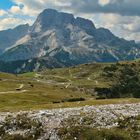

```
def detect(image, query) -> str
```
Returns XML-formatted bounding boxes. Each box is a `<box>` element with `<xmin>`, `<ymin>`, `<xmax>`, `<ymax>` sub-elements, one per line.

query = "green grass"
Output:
<box><xmin>0</xmin><ymin>72</ymin><xmax>92</xmax><ymax>111</ymax></box>
<box><xmin>38</xmin><ymin>63</ymin><xmax>111</xmax><ymax>89</ymax></box>
<box><xmin>0</xmin><ymin>71</ymin><xmax>139</xmax><ymax>112</ymax></box>
<box><xmin>0</xmin><ymin>97</ymin><xmax>139</xmax><ymax>112</ymax></box>
<box><xmin>19</xmin><ymin>72</ymin><xmax>36</xmax><ymax>77</ymax></box>
<box><xmin>0</xmin><ymin>60</ymin><xmax>140</xmax><ymax>112</ymax></box>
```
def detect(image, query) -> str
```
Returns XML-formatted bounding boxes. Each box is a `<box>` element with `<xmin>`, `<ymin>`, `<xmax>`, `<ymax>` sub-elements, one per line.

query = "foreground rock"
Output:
<box><xmin>0</xmin><ymin>103</ymin><xmax>140</xmax><ymax>139</ymax></box>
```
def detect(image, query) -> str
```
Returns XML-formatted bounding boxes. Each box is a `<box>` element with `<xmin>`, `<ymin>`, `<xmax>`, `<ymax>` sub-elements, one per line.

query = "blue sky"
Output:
<box><xmin>0</xmin><ymin>0</ymin><xmax>14</xmax><ymax>9</ymax></box>
<box><xmin>0</xmin><ymin>0</ymin><xmax>140</xmax><ymax>42</ymax></box>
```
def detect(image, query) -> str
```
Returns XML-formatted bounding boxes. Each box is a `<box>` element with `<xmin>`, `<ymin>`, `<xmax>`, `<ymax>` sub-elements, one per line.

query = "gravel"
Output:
<box><xmin>0</xmin><ymin>103</ymin><xmax>140</xmax><ymax>140</ymax></box>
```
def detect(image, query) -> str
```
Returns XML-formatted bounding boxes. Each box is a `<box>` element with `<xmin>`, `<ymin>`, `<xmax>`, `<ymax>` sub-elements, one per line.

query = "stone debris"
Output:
<box><xmin>0</xmin><ymin>103</ymin><xmax>140</xmax><ymax>140</ymax></box>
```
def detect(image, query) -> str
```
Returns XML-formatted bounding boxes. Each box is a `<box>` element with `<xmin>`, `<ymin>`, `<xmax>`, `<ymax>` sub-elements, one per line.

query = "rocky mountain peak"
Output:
<box><xmin>0</xmin><ymin>9</ymin><xmax>140</xmax><ymax>72</ymax></box>
<box><xmin>31</xmin><ymin>9</ymin><xmax>75</xmax><ymax>33</ymax></box>
<box><xmin>75</xmin><ymin>17</ymin><xmax>95</xmax><ymax>30</ymax></box>
<box><xmin>30</xmin><ymin>9</ymin><xmax>96</xmax><ymax>33</ymax></box>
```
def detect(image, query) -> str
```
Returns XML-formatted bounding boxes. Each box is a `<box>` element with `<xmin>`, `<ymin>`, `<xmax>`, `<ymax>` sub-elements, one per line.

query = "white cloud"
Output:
<box><xmin>122</xmin><ymin>17</ymin><xmax>140</xmax><ymax>32</ymax></box>
<box><xmin>125</xmin><ymin>32</ymin><xmax>140</xmax><ymax>42</ymax></box>
<box><xmin>0</xmin><ymin>10</ymin><xmax>7</xmax><ymax>16</ymax></box>
<box><xmin>11</xmin><ymin>0</ymin><xmax>72</xmax><ymax>16</ymax></box>
<box><xmin>91</xmin><ymin>13</ymin><xmax>140</xmax><ymax>42</ymax></box>
<box><xmin>0</xmin><ymin>18</ymin><xmax>33</xmax><ymax>30</ymax></box>
<box><xmin>11</xmin><ymin>0</ymin><xmax>46</xmax><ymax>16</ymax></box>
<box><xmin>9</xmin><ymin>6</ymin><xmax>22</xmax><ymax>14</ymax></box>
<box><xmin>98</xmin><ymin>0</ymin><xmax>110</xmax><ymax>6</ymax></box>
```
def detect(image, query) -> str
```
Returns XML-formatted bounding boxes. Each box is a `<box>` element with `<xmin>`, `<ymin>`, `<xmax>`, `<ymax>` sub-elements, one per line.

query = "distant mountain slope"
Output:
<box><xmin>0</xmin><ymin>57</ymin><xmax>66</xmax><ymax>73</ymax></box>
<box><xmin>0</xmin><ymin>24</ymin><xmax>29</xmax><ymax>52</ymax></box>
<box><xmin>0</xmin><ymin>9</ymin><xmax>140</xmax><ymax>72</ymax></box>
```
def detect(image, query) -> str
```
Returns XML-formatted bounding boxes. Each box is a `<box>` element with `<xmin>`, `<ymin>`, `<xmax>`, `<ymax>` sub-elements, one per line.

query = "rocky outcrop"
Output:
<box><xmin>0</xmin><ymin>103</ymin><xmax>140</xmax><ymax>139</ymax></box>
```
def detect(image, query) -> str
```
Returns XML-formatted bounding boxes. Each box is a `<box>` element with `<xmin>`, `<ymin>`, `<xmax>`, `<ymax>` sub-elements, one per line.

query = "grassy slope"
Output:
<box><xmin>38</xmin><ymin>60</ymin><xmax>140</xmax><ymax>94</ymax></box>
<box><xmin>39</xmin><ymin>63</ymin><xmax>111</xmax><ymax>88</ymax></box>
<box><xmin>0</xmin><ymin>72</ymin><xmax>93</xmax><ymax>111</ymax></box>
<box><xmin>0</xmin><ymin>60</ymin><xmax>140</xmax><ymax>112</ymax></box>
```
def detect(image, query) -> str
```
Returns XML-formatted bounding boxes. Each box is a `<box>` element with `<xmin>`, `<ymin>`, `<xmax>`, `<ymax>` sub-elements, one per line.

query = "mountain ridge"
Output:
<box><xmin>0</xmin><ymin>24</ymin><xmax>29</xmax><ymax>52</ymax></box>
<box><xmin>0</xmin><ymin>9</ymin><xmax>140</xmax><ymax>73</ymax></box>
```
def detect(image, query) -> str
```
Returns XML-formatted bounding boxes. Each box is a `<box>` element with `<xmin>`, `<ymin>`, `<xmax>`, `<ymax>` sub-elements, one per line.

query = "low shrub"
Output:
<box><xmin>62</xmin><ymin>98</ymin><xmax>85</xmax><ymax>102</ymax></box>
<box><xmin>58</xmin><ymin>126</ymin><xmax>133</xmax><ymax>140</ymax></box>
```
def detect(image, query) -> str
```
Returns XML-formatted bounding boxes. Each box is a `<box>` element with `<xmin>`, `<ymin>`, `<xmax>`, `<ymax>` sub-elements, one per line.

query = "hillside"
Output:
<box><xmin>0</xmin><ymin>60</ymin><xmax>140</xmax><ymax>111</ymax></box>
<box><xmin>36</xmin><ymin>59</ymin><xmax>140</xmax><ymax>98</ymax></box>
<box><xmin>0</xmin><ymin>71</ymin><xmax>93</xmax><ymax>111</ymax></box>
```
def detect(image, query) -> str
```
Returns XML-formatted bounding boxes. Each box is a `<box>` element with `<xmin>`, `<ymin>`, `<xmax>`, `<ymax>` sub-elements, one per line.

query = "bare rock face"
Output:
<box><xmin>75</xmin><ymin>17</ymin><xmax>95</xmax><ymax>30</ymax></box>
<box><xmin>31</xmin><ymin>9</ymin><xmax>75</xmax><ymax>33</ymax></box>
<box><xmin>0</xmin><ymin>24</ymin><xmax>29</xmax><ymax>51</ymax></box>
<box><xmin>0</xmin><ymin>9</ymin><xmax>140</xmax><ymax>72</ymax></box>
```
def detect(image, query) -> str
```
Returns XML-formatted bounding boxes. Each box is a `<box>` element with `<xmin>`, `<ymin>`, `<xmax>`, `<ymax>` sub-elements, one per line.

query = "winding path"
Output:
<box><xmin>0</xmin><ymin>84</ymin><xmax>27</xmax><ymax>94</ymax></box>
